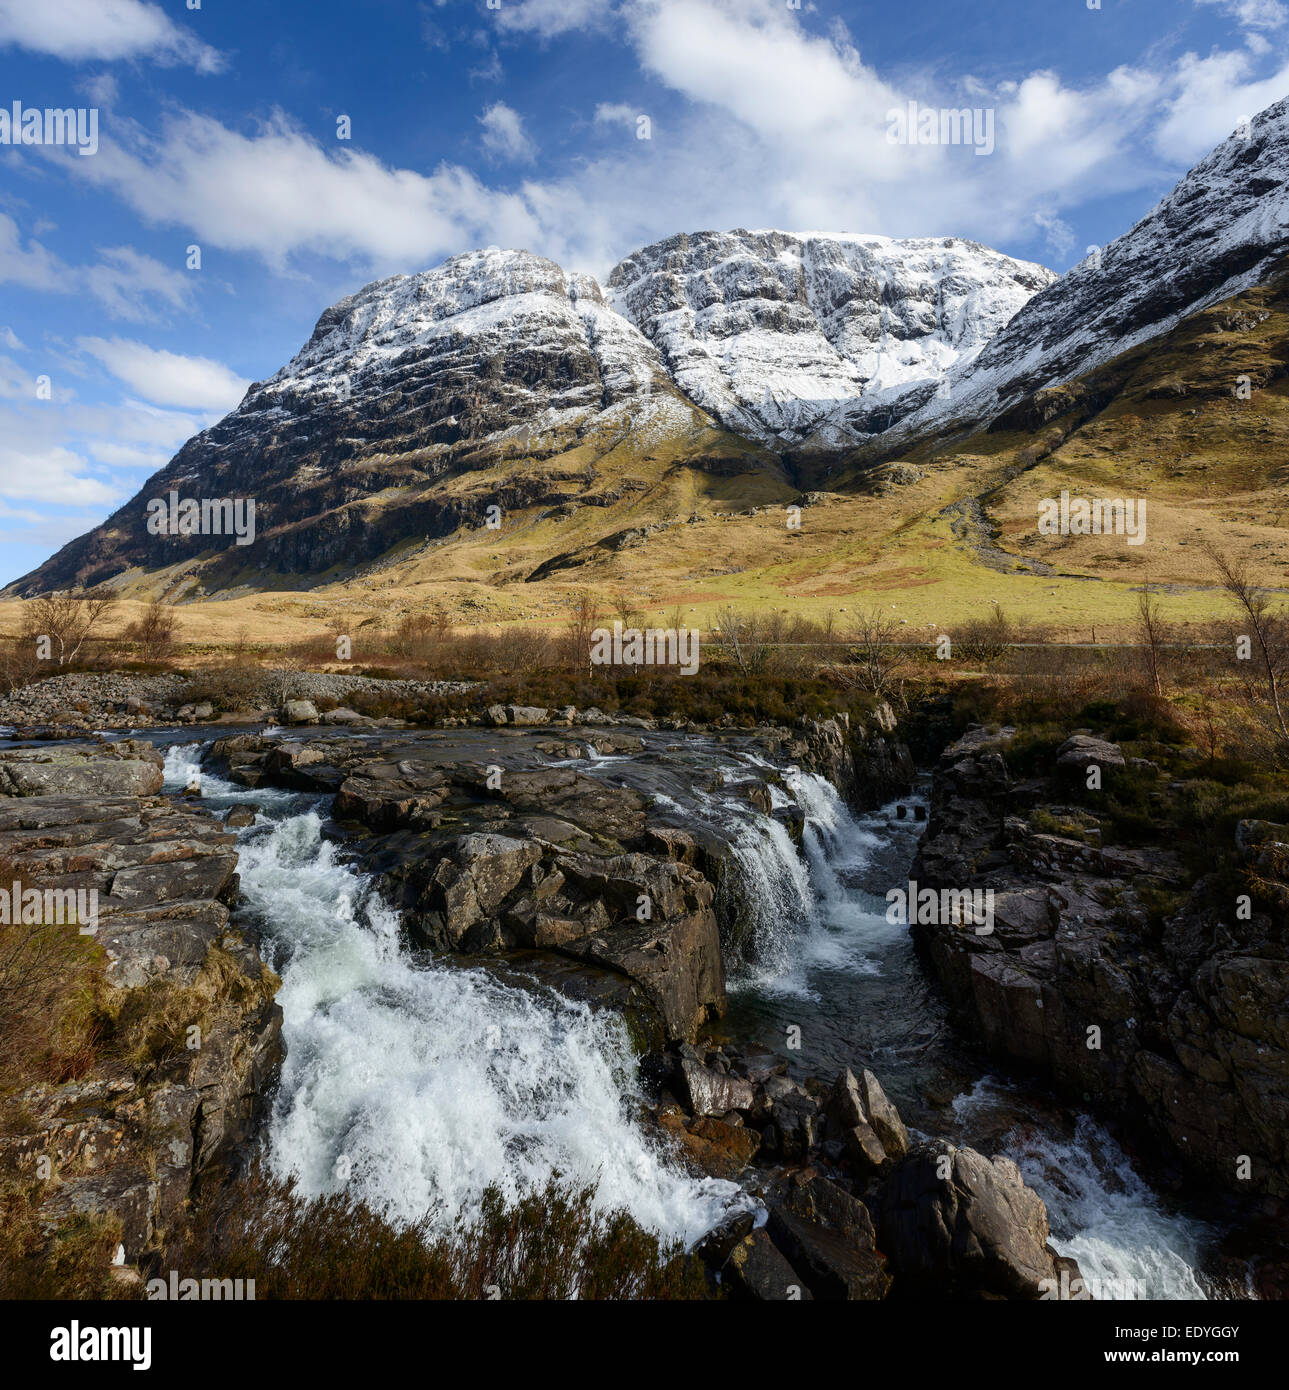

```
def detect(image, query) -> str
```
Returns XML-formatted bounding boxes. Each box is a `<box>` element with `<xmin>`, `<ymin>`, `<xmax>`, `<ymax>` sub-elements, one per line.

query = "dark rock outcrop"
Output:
<box><xmin>877</xmin><ymin>1140</ymin><xmax>1077</xmax><ymax>1299</ymax></box>
<box><xmin>911</xmin><ymin>724</ymin><xmax>1289</xmax><ymax>1198</ymax></box>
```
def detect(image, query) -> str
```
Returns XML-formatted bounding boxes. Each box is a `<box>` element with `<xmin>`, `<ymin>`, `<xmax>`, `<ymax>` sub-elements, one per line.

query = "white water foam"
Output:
<box><xmin>162</xmin><ymin>743</ymin><xmax>743</xmax><ymax>1244</ymax></box>
<box><xmin>952</xmin><ymin>1081</ymin><xmax>1212</xmax><ymax>1300</ymax></box>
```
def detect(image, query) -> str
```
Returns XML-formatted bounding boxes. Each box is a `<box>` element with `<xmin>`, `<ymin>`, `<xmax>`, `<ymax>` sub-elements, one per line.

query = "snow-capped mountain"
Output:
<box><xmin>236</xmin><ymin>247</ymin><xmax>681</xmax><ymax>452</ymax></box>
<box><xmin>9</xmin><ymin>94</ymin><xmax>1289</xmax><ymax>599</ymax></box>
<box><xmin>893</xmin><ymin>94</ymin><xmax>1289</xmax><ymax>444</ymax></box>
<box><xmin>608</xmin><ymin>230</ymin><xmax>1055</xmax><ymax>448</ymax></box>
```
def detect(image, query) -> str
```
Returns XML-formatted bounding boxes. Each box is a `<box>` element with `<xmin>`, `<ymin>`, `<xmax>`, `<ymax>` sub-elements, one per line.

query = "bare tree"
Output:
<box><xmin>1204</xmin><ymin>542</ymin><xmax>1289</xmax><ymax>756</ymax></box>
<box><xmin>0</xmin><ymin>638</ymin><xmax>42</xmax><ymax>696</ymax></box>
<box><xmin>565</xmin><ymin>590</ymin><xmax>598</xmax><ymax>669</ymax></box>
<box><xmin>19</xmin><ymin>590</ymin><xmax>117</xmax><ymax>668</ymax></box>
<box><xmin>1135</xmin><ymin>582</ymin><xmax>1167</xmax><ymax>697</ymax></box>
<box><xmin>126</xmin><ymin>598</ymin><xmax>177</xmax><ymax>664</ymax></box>
<box><xmin>716</xmin><ymin>606</ymin><xmax>769</xmax><ymax>677</ymax></box>
<box><xmin>831</xmin><ymin>605</ymin><xmax>910</xmax><ymax>697</ymax></box>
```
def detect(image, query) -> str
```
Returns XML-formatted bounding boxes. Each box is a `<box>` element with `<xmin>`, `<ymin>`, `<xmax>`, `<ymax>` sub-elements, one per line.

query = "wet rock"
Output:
<box><xmin>765</xmin><ymin>1175</ymin><xmax>890</xmax><ymax>1300</ymax></box>
<box><xmin>283</xmin><ymin>699</ymin><xmax>319</xmax><ymax>725</ymax></box>
<box><xmin>825</xmin><ymin>1067</ymin><xmax>908</xmax><ymax>1170</ymax></box>
<box><xmin>912</xmin><ymin>723</ymin><xmax>1289</xmax><ymax>1198</ymax></box>
<box><xmin>677</xmin><ymin>1056</ymin><xmax>755</xmax><ymax>1117</ymax></box>
<box><xmin>725</xmin><ymin>1229</ymin><xmax>813</xmax><ymax>1300</ymax></box>
<box><xmin>878</xmin><ymin>1141</ymin><xmax>1074</xmax><ymax>1299</ymax></box>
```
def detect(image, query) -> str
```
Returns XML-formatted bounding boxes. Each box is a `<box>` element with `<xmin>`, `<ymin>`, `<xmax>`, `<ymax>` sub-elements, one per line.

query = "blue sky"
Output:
<box><xmin>1</xmin><ymin>0</ymin><xmax>1286</xmax><ymax>585</ymax></box>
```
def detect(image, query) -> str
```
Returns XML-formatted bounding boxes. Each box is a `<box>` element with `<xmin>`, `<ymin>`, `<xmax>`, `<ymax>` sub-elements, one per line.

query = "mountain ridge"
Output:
<box><xmin>7</xmin><ymin>94</ymin><xmax>1289</xmax><ymax>610</ymax></box>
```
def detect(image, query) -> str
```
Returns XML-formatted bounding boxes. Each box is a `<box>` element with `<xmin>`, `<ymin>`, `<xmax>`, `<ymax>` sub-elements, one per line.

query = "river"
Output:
<box><xmin>156</xmin><ymin>732</ymin><xmax>1225</xmax><ymax>1299</ymax></box>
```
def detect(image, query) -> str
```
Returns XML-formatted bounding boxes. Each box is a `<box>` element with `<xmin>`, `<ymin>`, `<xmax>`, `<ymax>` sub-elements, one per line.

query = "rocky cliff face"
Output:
<box><xmin>607</xmin><ymin>230</ymin><xmax>1053</xmax><ymax>448</ymax></box>
<box><xmin>910</xmin><ymin>726</ymin><xmax>1289</xmax><ymax>1201</ymax></box>
<box><xmin>0</xmin><ymin>743</ymin><xmax>282</xmax><ymax>1261</ymax></box>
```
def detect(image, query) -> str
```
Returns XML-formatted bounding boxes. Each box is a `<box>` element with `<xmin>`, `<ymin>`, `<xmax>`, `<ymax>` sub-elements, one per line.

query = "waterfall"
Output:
<box><xmin>161</xmin><ymin>745</ymin><xmax>747</xmax><ymax>1245</ymax></box>
<box><xmin>160</xmin><ymin>737</ymin><xmax>1224</xmax><ymax>1298</ymax></box>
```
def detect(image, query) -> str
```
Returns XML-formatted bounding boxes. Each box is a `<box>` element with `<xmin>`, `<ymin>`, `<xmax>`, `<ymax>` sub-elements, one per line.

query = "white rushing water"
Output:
<box><xmin>161</xmin><ymin>744</ymin><xmax>745</xmax><ymax>1245</ymax></box>
<box><xmin>161</xmin><ymin>739</ymin><xmax>1218</xmax><ymax>1296</ymax></box>
<box><xmin>953</xmin><ymin>1083</ymin><xmax>1212</xmax><ymax>1300</ymax></box>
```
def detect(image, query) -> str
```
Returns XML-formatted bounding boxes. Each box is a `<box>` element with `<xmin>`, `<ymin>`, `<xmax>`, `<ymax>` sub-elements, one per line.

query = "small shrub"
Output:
<box><xmin>162</xmin><ymin>1165</ymin><xmax>712</xmax><ymax>1300</ymax></box>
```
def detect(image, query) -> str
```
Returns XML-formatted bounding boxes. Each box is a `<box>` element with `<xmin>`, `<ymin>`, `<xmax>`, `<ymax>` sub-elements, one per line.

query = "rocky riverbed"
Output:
<box><xmin>2</xmin><ymin>706</ymin><xmax>1279</xmax><ymax>1299</ymax></box>
<box><xmin>0</xmin><ymin>741</ymin><xmax>281</xmax><ymax>1268</ymax></box>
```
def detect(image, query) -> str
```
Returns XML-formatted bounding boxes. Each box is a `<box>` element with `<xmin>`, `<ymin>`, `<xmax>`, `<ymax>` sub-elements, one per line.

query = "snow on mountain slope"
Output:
<box><xmin>895</xmin><ymin>96</ymin><xmax>1289</xmax><ymax>445</ymax></box>
<box><xmin>253</xmin><ymin>246</ymin><xmax>672</xmax><ymax>435</ymax></box>
<box><xmin>606</xmin><ymin>230</ymin><xmax>1056</xmax><ymax>448</ymax></box>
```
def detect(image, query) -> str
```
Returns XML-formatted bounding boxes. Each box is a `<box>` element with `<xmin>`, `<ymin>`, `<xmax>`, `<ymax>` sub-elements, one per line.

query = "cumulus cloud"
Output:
<box><xmin>74</xmin><ymin>109</ymin><xmax>545</xmax><ymax>272</ymax></box>
<box><xmin>42</xmin><ymin>0</ymin><xmax>1289</xmax><ymax>284</ymax></box>
<box><xmin>77</xmin><ymin>337</ymin><xmax>250</xmax><ymax>411</ymax></box>
<box><xmin>1153</xmin><ymin>46</ymin><xmax>1289</xmax><ymax>162</ymax></box>
<box><xmin>479</xmin><ymin>102</ymin><xmax>538</xmax><ymax>162</ymax></box>
<box><xmin>0</xmin><ymin>0</ymin><xmax>222</xmax><ymax>72</ymax></box>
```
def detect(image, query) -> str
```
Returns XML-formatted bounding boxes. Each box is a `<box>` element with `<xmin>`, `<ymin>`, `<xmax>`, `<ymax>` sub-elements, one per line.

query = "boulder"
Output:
<box><xmin>282</xmin><ymin>699</ymin><xmax>319</xmax><ymax>725</ymax></box>
<box><xmin>878</xmin><ymin>1141</ymin><xmax>1073</xmax><ymax>1298</ymax></box>
<box><xmin>507</xmin><ymin>705</ymin><xmax>550</xmax><ymax>726</ymax></box>
<box><xmin>725</xmin><ymin>1229</ymin><xmax>813</xmax><ymax>1301</ymax></box>
<box><xmin>825</xmin><ymin>1067</ymin><xmax>908</xmax><ymax>1169</ymax></box>
<box><xmin>765</xmin><ymin>1176</ymin><xmax>890</xmax><ymax>1300</ymax></box>
<box><xmin>0</xmin><ymin>746</ymin><xmax>164</xmax><ymax>799</ymax></box>
<box><xmin>1056</xmin><ymin>734</ymin><xmax>1125</xmax><ymax>773</ymax></box>
<box><xmin>322</xmin><ymin>707</ymin><xmax>366</xmax><ymax>725</ymax></box>
<box><xmin>677</xmin><ymin>1057</ymin><xmax>755</xmax><ymax>1117</ymax></box>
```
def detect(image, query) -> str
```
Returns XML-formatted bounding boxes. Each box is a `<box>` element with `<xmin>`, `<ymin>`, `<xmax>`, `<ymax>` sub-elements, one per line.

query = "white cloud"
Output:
<box><xmin>494</xmin><ymin>0</ymin><xmax>610</xmax><ymax>38</ymax></box>
<box><xmin>0</xmin><ymin>436</ymin><xmax>118</xmax><ymax>505</ymax></box>
<box><xmin>0</xmin><ymin>214</ymin><xmax>193</xmax><ymax>320</ymax></box>
<box><xmin>594</xmin><ymin>102</ymin><xmax>639</xmax><ymax>128</ymax></box>
<box><xmin>0</xmin><ymin>0</ymin><xmax>222</xmax><ymax>71</ymax></box>
<box><xmin>77</xmin><ymin>337</ymin><xmax>250</xmax><ymax>411</ymax></box>
<box><xmin>479</xmin><ymin>102</ymin><xmax>538</xmax><ymax>163</ymax></box>
<box><xmin>0</xmin><ymin>214</ymin><xmax>67</xmax><ymax>293</ymax></box>
<box><xmin>75</xmin><ymin>109</ymin><xmax>545</xmax><ymax>272</ymax></box>
<box><xmin>0</xmin><ymin>326</ymin><xmax>24</xmax><ymax>351</ymax></box>
<box><xmin>40</xmin><ymin>0</ymin><xmax>1289</xmax><ymax>286</ymax></box>
<box><xmin>1194</xmin><ymin>0</ymin><xmax>1287</xmax><ymax>31</ymax></box>
<box><xmin>84</xmin><ymin>247</ymin><xmax>191</xmax><ymax>322</ymax></box>
<box><xmin>1153</xmin><ymin>47</ymin><xmax>1289</xmax><ymax>161</ymax></box>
